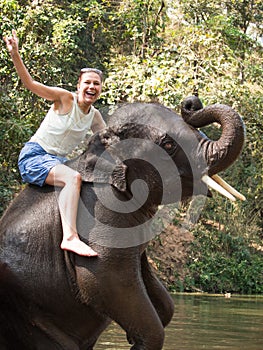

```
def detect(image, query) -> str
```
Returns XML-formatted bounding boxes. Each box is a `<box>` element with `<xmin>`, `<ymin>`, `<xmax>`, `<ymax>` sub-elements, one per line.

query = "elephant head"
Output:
<box><xmin>72</xmin><ymin>96</ymin><xmax>245</xmax><ymax>209</ymax></box>
<box><xmin>66</xmin><ymin>96</ymin><xmax>246</xmax><ymax>251</ymax></box>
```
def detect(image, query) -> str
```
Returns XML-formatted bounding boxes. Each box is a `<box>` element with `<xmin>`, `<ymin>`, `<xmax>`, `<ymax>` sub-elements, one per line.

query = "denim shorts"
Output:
<box><xmin>18</xmin><ymin>142</ymin><xmax>67</xmax><ymax>187</ymax></box>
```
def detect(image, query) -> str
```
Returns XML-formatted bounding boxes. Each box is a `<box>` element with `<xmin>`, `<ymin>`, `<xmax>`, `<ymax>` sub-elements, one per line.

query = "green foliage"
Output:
<box><xmin>101</xmin><ymin>51</ymin><xmax>184</xmax><ymax>107</ymax></box>
<box><xmin>178</xmin><ymin>0</ymin><xmax>222</xmax><ymax>24</ymax></box>
<box><xmin>183</xmin><ymin>212</ymin><xmax>263</xmax><ymax>294</ymax></box>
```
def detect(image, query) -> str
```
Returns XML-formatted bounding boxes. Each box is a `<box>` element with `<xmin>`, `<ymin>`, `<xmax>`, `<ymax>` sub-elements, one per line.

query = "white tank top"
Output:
<box><xmin>30</xmin><ymin>94</ymin><xmax>95</xmax><ymax>156</ymax></box>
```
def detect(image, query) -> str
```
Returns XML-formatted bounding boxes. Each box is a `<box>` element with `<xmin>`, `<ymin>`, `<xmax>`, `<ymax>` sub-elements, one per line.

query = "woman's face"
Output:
<box><xmin>77</xmin><ymin>72</ymin><xmax>102</xmax><ymax>110</ymax></box>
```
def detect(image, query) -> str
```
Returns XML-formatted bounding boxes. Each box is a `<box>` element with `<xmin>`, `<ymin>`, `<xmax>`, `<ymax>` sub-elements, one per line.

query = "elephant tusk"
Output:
<box><xmin>201</xmin><ymin>175</ymin><xmax>236</xmax><ymax>201</ymax></box>
<box><xmin>212</xmin><ymin>174</ymin><xmax>246</xmax><ymax>201</ymax></box>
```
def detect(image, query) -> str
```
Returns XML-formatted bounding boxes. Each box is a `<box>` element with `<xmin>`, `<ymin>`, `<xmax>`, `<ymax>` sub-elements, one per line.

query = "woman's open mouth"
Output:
<box><xmin>86</xmin><ymin>91</ymin><xmax>96</xmax><ymax>96</ymax></box>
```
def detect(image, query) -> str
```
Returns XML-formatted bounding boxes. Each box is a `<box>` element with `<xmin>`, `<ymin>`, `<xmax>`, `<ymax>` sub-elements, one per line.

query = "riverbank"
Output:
<box><xmin>148</xmin><ymin>223</ymin><xmax>194</xmax><ymax>290</ymax></box>
<box><xmin>148</xmin><ymin>217</ymin><xmax>263</xmax><ymax>294</ymax></box>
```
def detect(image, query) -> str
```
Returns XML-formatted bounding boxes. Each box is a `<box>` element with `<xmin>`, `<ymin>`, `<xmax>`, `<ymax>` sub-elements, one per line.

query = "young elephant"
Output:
<box><xmin>0</xmin><ymin>96</ymin><xmax>245</xmax><ymax>349</ymax></box>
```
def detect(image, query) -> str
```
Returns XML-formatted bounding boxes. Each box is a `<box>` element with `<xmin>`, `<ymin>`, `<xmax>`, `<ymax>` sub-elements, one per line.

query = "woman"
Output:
<box><xmin>4</xmin><ymin>30</ymin><xmax>106</xmax><ymax>257</ymax></box>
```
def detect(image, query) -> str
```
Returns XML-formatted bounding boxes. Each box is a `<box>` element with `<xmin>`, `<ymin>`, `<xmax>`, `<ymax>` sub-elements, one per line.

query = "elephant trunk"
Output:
<box><xmin>181</xmin><ymin>96</ymin><xmax>245</xmax><ymax>176</ymax></box>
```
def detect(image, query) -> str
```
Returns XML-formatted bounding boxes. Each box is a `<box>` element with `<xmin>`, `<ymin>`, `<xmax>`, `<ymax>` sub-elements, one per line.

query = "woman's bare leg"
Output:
<box><xmin>45</xmin><ymin>164</ymin><xmax>97</xmax><ymax>257</ymax></box>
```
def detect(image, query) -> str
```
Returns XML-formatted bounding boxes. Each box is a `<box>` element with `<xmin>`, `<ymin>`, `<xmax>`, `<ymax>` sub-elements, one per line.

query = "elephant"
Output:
<box><xmin>0</xmin><ymin>96</ymin><xmax>245</xmax><ymax>350</ymax></box>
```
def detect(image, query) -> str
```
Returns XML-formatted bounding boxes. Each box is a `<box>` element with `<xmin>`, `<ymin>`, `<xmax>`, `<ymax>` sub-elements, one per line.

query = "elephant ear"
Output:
<box><xmin>71</xmin><ymin>129</ymin><xmax>127</xmax><ymax>192</ymax></box>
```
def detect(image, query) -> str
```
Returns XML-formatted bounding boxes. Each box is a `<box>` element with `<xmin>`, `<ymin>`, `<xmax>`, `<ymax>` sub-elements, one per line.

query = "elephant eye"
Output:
<box><xmin>160</xmin><ymin>136</ymin><xmax>178</xmax><ymax>156</ymax></box>
<box><xmin>164</xmin><ymin>142</ymin><xmax>173</xmax><ymax>151</ymax></box>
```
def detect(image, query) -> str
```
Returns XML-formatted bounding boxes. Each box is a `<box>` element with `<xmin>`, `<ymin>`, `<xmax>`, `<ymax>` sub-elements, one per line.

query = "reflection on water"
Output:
<box><xmin>95</xmin><ymin>294</ymin><xmax>263</xmax><ymax>350</ymax></box>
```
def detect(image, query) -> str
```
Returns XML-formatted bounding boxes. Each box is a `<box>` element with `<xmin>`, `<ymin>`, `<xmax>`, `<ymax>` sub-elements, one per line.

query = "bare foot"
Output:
<box><xmin>60</xmin><ymin>237</ymin><xmax>98</xmax><ymax>257</ymax></box>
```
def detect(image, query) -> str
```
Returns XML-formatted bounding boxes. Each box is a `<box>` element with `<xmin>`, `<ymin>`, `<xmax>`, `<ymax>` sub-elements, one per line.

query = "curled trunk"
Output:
<box><xmin>181</xmin><ymin>96</ymin><xmax>245</xmax><ymax>176</ymax></box>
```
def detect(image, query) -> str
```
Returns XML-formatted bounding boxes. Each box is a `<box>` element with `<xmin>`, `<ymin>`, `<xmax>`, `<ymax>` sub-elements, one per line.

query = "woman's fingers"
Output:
<box><xmin>12</xmin><ymin>29</ymin><xmax>17</xmax><ymax>40</ymax></box>
<box><xmin>3</xmin><ymin>30</ymin><xmax>17</xmax><ymax>46</ymax></box>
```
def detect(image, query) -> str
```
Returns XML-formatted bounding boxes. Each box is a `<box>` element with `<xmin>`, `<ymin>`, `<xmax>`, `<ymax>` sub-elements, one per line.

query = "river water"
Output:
<box><xmin>95</xmin><ymin>294</ymin><xmax>263</xmax><ymax>350</ymax></box>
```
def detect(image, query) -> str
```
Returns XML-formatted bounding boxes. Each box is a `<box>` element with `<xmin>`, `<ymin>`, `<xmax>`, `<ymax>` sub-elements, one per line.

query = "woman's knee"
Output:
<box><xmin>69</xmin><ymin>171</ymin><xmax>82</xmax><ymax>189</ymax></box>
<box><xmin>47</xmin><ymin>165</ymin><xmax>82</xmax><ymax>188</ymax></box>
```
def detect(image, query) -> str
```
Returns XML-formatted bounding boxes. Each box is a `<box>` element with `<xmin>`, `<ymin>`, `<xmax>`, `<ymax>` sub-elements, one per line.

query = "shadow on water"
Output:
<box><xmin>95</xmin><ymin>294</ymin><xmax>263</xmax><ymax>349</ymax></box>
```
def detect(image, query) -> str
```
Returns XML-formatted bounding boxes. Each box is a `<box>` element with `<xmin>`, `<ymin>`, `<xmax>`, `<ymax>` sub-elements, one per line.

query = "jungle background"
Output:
<box><xmin>0</xmin><ymin>0</ymin><xmax>262</xmax><ymax>294</ymax></box>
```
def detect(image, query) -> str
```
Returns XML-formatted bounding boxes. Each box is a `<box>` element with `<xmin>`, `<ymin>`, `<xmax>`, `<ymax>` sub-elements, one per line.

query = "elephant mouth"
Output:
<box><xmin>202</xmin><ymin>174</ymin><xmax>246</xmax><ymax>201</ymax></box>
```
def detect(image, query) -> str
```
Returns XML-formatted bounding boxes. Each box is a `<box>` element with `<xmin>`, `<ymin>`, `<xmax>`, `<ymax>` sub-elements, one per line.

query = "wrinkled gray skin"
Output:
<box><xmin>0</xmin><ymin>97</ymin><xmax>244</xmax><ymax>350</ymax></box>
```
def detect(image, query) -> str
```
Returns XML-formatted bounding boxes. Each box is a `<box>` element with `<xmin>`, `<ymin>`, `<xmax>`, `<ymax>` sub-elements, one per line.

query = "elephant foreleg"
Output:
<box><xmin>141</xmin><ymin>251</ymin><xmax>174</xmax><ymax>327</ymax></box>
<box><xmin>103</xmin><ymin>283</ymin><xmax>164</xmax><ymax>350</ymax></box>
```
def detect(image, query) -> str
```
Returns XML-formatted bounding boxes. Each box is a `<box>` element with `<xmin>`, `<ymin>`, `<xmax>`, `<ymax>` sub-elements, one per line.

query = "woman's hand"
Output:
<box><xmin>3</xmin><ymin>29</ymin><xmax>19</xmax><ymax>56</ymax></box>
<box><xmin>3</xmin><ymin>29</ymin><xmax>71</xmax><ymax>105</ymax></box>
